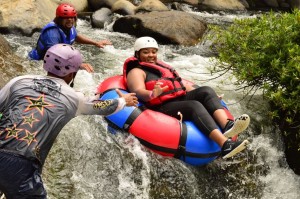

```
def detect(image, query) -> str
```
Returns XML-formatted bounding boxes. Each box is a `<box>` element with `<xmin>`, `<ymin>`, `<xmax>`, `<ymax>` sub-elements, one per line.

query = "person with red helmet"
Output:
<box><xmin>28</xmin><ymin>3</ymin><xmax>112</xmax><ymax>74</ymax></box>
<box><xmin>0</xmin><ymin>44</ymin><xmax>138</xmax><ymax>198</ymax></box>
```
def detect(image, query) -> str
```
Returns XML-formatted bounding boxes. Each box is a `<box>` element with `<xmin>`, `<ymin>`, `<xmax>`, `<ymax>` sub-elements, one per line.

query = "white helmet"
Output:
<box><xmin>134</xmin><ymin>36</ymin><xmax>158</xmax><ymax>52</ymax></box>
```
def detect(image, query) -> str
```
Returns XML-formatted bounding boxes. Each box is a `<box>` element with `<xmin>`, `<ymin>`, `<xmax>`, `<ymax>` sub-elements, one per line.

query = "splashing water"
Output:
<box><xmin>2</xmin><ymin>14</ymin><xmax>300</xmax><ymax>199</ymax></box>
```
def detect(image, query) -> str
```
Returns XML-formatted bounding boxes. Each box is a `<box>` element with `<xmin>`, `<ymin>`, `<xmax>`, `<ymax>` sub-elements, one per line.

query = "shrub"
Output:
<box><xmin>208</xmin><ymin>10</ymin><xmax>300</xmax><ymax>153</ymax></box>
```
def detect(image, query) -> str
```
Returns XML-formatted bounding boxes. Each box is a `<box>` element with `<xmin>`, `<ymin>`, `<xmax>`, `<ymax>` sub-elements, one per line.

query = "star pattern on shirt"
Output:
<box><xmin>24</xmin><ymin>94</ymin><xmax>53</xmax><ymax>115</ymax></box>
<box><xmin>23</xmin><ymin>113</ymin><xmax>39</xmax><ymax>128</ymax></box>
<box><xmin>19</xmin><ymin>130</ymin><xmax>37</xmax><ymax>146</ymax></box>
<box><xmin>5</xmin><ymin>124</ymin><xmax>22</xmax><ymax>139</ymax></box>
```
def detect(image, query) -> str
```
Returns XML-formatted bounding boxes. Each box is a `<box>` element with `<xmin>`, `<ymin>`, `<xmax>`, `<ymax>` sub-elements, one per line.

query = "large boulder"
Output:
<box><xmin>135</xmin><ymin>0</ymin><xmax>169</xmax><ymax>13</ymax></box>
<box><xmin>92</xmin><ymin>8</ymin><xmax>113</xmax><ymax>28</ymax></box>
<box><xmin>88</xmin><ymin>0</ymin><xmax>120</xmax><ymax>10</ymax></box>
<box><xmin>111</xmin><ymin>0</ymin><xmax>136</xmax><ymax>15</ymax></box>
<box><xmin>113</xmin><ymin>10</ymin><xmax>207</xmax><ymax>46</ymax></box>
<box><xmin>246</xmin><ymin>0</ymin><xmax>279</xmax><ymax>8</ymax></box>
<box><xmin>244</xmin><ymin>0</ymin><xmax>297</xmax><ymax>9</ymax></box>
<box><xmin>51</xmin><ymin>0</ymin><xmax>88</xmax><ymax>11</ymax></box>
<box><xmin>286</xmin><ymin>0</ymin><xmax>300</xmax><ymax>9</ymax></box>
<box><xmin>199</xmin><ymin>0</ymin><xmax>247</xmax><ymax>11</ymax></box>
<box><xmin>263</xmin><ymin>0</ymin><xmax>279</xmax><ymax>7</ymax></box>
<box><xmin>0</xmin><ymin>0</ymin><xmax>88</xmax><ymax>36</ymax></box>
<box><xmin>0</xmin><ymin>34</ymin><xmax>25</xmax><ymax>87</ymax></box>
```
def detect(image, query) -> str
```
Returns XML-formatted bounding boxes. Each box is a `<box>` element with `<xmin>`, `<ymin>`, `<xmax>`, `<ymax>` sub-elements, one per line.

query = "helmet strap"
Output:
<box><xmin>68</xmin><ymin>77</ymin><xmax>75</xmax><ymax>87</ymax></box>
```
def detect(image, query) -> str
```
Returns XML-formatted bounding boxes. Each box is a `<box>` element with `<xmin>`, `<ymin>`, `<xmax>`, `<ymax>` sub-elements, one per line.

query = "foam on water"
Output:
<box><xmin>2</xmin><ymin>16</ymin><xmax>300</xmax><ymax>199</ymax></box>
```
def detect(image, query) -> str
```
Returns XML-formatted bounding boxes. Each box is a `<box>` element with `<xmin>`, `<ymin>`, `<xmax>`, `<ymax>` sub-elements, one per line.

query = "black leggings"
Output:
<box><xmin>152</xmin><ymin>86</ymin><xmax>224</xmax><ymax>136</ymax></box>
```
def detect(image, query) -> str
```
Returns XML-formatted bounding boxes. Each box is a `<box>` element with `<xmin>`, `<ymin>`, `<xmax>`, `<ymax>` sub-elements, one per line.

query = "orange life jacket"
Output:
<box><xmin>123</xmin><ymin>57</ymin><xmax>186</xmax><ymax>106</ymax></box>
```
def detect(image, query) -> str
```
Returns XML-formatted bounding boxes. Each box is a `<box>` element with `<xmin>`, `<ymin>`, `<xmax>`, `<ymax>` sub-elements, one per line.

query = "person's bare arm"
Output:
<box><xmin>127</xmin><ymin>68</ymin><xmax>168</xmax><ymax>102</ymax></box>
<box><xmin>127</xmin><ymin>68</ymin><xmax>150</xmax><ymax>102</ymax></box>
<box><xmin>80</xmin><ymin>63</ymin><xmax>94</xmax><ymax>73</ymax></box>
<box><xmin>76</xmin><ymin>34</ymin><xmax>112</xmax><ymax>48</ymax></box>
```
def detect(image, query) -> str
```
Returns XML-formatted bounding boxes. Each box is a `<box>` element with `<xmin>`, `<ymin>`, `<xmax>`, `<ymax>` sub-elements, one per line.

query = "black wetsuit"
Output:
<box><xmin>145</xmin><ymin>70</ymin><xmax>224</xmax><ymax>136</ymax></box>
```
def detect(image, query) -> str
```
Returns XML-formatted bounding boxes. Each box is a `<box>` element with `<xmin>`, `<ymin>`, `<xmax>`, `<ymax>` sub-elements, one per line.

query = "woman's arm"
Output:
<box><xmin>127</xmin><ymin>68</ymin><xmax>152</xmax><ymax>102</ymax></box>
<box><xmin>127</xmin><ymin>68</ymin><xmax>168</xmax><ymax>102</ymax></box>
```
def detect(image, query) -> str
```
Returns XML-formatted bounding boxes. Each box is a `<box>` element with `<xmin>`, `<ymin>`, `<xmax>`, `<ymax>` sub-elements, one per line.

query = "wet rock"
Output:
<box><xmin>113</xmin><ymin>10</ymin><xmax>207</xmax><ymax>46</ymax></box>
<box><xmin>199</xmin><ymin>0</ymin><xmax>247</xmax><ymax>11</ymax></box>
<box><xmin>92</xmin><ymin>8</ymin><xmax>113</xmax><ymax>28</ymax></box>
<box><xmin>111</xmin><ymin>0</ymin><xmax>137</xmax><ymax>15</ymax></box>
<box><xmin>263</xmin><ymin>0</ymin><xmax>279</xmax><ymax>7</ymax></box>
<box><xmin>88</xmin><ymin>0</ymin><xmax>119</xmax><ymax>10</ymax></box>
<box><xmin>0</xmin><ymin>34</ymin><xmax>26</xmax><ymax>87</ymax></box>
<box><xmin>286</xmin><ymin>0</ymin><xmax>300</xmax><ymax>9</ymax></box>
<box><xmin>135</xmin><ymin>0</ymin><xmax>169</xmax><ymax>13</ymax></box>
<box><xmin>0</xmin><ymin>0</ymin><xmax>88</xmax><ymax>36</ymax></box>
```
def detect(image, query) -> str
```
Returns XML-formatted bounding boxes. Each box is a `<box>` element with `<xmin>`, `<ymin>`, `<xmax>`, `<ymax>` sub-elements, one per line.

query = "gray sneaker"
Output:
<box><xmin>221</xmin><ymin>139</ymin><xmax>250</xmax><ymax>159</ymax></box>
<box><xmin>223</xmin><ymin>114</ymin><xmax>250</xmax><ymax>138</ymax></box>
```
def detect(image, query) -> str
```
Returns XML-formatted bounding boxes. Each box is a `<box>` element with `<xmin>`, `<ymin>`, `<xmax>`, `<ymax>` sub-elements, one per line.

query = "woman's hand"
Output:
<box><xmin>152</xmin><ymin>82</ymin><xmax>169</xmax><ymax>98</ymax></box>
<box><xmin>116</xmin><ymin>89</ymin><xmax>138</xmax><ymax>107</ymax></box>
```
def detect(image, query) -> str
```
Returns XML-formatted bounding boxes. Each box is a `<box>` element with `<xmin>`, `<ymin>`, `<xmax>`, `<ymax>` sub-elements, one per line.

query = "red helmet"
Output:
<box><xmin>56</xmin><ymin>3</ymin><xmax>77</xmax><ymax>18</ymax></box>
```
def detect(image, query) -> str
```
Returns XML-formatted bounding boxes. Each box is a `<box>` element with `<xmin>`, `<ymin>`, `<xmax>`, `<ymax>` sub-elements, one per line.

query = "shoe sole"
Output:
<box><xmin>223</xmin><ymin>114</ymin><xmax>250</xmax><ymax>138</ymax></box>
<box><xmin>222</xmin><ymin>140</ymin><xmax>250</xmax><ymax>159</ymax></box>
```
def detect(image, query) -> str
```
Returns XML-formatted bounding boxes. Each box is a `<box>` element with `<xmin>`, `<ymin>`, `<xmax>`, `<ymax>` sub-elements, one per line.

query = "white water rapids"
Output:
<box><xmin>2</xmin><ymin>9</ymin><xmax>300</xmax><ymax>199</ymax></box>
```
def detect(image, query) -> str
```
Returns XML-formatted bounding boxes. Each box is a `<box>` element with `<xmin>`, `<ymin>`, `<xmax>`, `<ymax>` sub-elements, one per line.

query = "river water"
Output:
<box><xmin>2</xmin><ymin>9</ymin><xmax>300</xmax><ymax>199</ymax></box>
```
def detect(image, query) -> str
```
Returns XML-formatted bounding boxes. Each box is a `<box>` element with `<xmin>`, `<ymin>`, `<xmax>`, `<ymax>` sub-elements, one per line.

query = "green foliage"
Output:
<box><xmin>209</xmin><ymin>10</ymin><xmax>300</xmax><ymax>155</ymax></box>
<box><xmin>209</xmin><ymin>10</ymin><xmax>300</xmax><ymax>129</ymax></box>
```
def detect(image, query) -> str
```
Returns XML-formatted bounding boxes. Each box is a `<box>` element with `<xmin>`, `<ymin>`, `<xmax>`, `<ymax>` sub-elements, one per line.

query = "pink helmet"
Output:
<box><xmin>56</xmin><ymin>3</ymin><xmax>77</xmax><ymax>18</ymax></box>
<box><xmin>43</xmin><ymin>44</ymin><xmax>82</xmax><ymax>77</ymax></box>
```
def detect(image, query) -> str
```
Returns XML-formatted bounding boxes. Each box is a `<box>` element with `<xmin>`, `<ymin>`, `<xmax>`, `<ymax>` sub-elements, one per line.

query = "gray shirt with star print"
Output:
<box><xmin>0</xmin><ymin>75</ymin><xmax>125</xmax><ymax>165</ymax></box>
